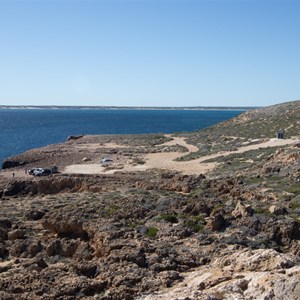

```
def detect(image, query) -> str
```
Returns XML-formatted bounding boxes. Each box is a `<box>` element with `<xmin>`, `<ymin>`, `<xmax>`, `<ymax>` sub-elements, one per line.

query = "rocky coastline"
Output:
<box><xmin>0</xmin><ymin>101</ymin><xmax>300</xmax><ymax>299</ymax></box>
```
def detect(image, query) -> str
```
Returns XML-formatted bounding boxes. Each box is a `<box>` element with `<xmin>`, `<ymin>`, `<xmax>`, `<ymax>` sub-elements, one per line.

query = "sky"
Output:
<box><xmin>0</xmin><ymin>0</ymin><xmax>300</xmax><ymax>107</ymax></box>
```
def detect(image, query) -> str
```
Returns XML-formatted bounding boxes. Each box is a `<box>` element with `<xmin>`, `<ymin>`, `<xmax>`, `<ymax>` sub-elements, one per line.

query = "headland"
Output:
<box><xmin>0</xmin><ymin>101</ymin><xmax>300</xmax><ymax>299</ymax></box>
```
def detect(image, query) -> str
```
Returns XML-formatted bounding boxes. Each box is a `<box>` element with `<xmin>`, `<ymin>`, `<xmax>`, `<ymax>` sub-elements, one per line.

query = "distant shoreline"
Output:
<box><xmin>0</xmin><ymin>105</ymin><xmax>257</xmax><ymax>111</ymax></box>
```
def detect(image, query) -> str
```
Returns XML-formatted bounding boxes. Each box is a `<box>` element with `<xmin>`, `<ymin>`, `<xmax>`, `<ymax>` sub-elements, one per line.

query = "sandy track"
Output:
<box><xmin>163</xmin><ymin>135</ymin><xmax>199</xmax><ymax>152</ymax></box>
<box><xmin>64</xmin><ymin>136</ymin><xmax>299</xmax><ymax>175</ymax></box>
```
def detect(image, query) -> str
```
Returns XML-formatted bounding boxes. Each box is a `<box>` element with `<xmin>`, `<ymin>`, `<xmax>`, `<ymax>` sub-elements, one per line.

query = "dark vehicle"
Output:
<box><xmin>51</xmin><ymin>166</ymin><xmax>58</xmax><ymax>173</ymax></box>
<box><xmin>36</xmin><ymin>169</ymin><xmax>52</xmax><ymax>176</ymax></box>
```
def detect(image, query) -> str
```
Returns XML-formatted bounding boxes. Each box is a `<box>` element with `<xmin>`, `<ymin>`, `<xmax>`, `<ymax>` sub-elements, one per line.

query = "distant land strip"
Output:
<box><xmin>0</xmin><ymin>105</ymin><xmax>258</xmax><ymax>111</ymax></box>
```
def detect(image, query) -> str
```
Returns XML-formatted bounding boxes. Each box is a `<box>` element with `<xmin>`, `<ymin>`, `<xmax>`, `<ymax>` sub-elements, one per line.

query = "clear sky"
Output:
<box><xmin>1</xmin><ymin>0</ymin><xmax>300</xmax><ymax>107</ymax></box>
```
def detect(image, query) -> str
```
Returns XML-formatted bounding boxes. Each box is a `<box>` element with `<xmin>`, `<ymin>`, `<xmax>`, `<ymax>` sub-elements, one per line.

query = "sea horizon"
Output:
<box><xmin>0</xmin><ymin>108</ymin><xmax>243</xmax><ymax>164</ymax></box>
<box><xmin>0</xmin><ymin>105</ymin><xmax>257</xmax><ymax>111</ymax></box>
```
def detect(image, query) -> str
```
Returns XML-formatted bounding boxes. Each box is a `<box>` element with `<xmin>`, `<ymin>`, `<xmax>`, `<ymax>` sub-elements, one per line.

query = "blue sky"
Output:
<box><xmin>1</xmin><ymin>0</ymin><xmax>300</xmax><ymax>107</ymax></box>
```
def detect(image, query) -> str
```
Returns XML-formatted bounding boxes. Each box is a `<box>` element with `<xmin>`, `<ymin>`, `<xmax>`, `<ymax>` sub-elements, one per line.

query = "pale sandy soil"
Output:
<box><xmin>73</xmin><ymin>143</ymin><xmax>101</xmax><ymax>150</ymax></box>
<box><xmin>163</xmin><ymin>135</ymin><xmax>198</xmax><ymax>152</ymax></box>
<box><xmin>102</xmin><ymin>142</ymin><xmax>128</xmax><ymax>149</ymax></box>
<box><xmin>64</xmin><ymin>136</ymin><xmax>300</xmax><ymax>175</ymax></box>
<box><xmin>0</xmin><ymin>169</ymin><xmax>32</xmax><ymax>179</ymax></box>
<box><xmin>74</xmin><ymin>142</ymin><xmax>128</xmax><ymax>150</ymax></box>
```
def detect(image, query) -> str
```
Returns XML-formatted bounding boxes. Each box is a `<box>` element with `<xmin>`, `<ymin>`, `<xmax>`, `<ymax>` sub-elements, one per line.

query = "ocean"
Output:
<box><xmin>0</xmin><ymin>108</ymin><xmax>243</xmax><ymax>164</ymax></box>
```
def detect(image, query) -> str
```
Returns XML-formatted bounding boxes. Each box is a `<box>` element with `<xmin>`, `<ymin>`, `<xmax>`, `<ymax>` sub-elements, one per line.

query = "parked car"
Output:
<box><xmin>28</xmin><ymin>168</ymin><xmax>52</xmax><ymax>176</ymax></box>
<box><xmin>101</xmin><ymin>157</ymin><xmax>113</xmax><ymax>166</ymax></box>
<box><xmin>51</xmin><ymin>166</ymin><xmax>58</xmax><ymax>173</ymax></box>
<box><xmin>36</xmin><ymin>169</ymin><xmax>52</xmax><ymax>176</ymax></box>
<box><xmin>28</xmin><ymin>168</ymin><xmax>43</xmax><ymax>175</ymax></box>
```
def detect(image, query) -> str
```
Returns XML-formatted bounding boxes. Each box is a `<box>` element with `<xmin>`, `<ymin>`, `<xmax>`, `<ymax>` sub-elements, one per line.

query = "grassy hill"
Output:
<box><xmin>177</xmin><ymin>100</ymin><xmax>300</xmax><ymax>160</ymax></box>
<box><xmin>213</xmin><ymin>100</ymin><xmax>300</xmax><ymax>139</ymax></box>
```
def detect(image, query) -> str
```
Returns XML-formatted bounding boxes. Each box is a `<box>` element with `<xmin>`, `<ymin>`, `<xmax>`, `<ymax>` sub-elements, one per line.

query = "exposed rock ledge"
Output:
<box><xmin>139</xmin><ymin>248</ymin><xmax>300</xmax><ymax>300</ymax></box>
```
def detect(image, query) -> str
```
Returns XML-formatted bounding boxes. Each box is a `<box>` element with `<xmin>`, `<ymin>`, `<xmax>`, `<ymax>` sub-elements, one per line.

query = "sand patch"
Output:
<box><xmin>73</xmin><ymin>143</ymin><xmax>101</xmax><ymax>150</ymax></box>
<box><xmin>64</xmin><ymin>136</ymin><xmax>300</xmax><ymax>175</ymax></box>
<box><xmin>102</xmin><ymin>143</ymin><xmax>128</xmax><ymax>149</ymax></box>
<box><xmin>0</xmin><ymin>170</ymin><xmax>31</xmax><ymax>179</ymax></box>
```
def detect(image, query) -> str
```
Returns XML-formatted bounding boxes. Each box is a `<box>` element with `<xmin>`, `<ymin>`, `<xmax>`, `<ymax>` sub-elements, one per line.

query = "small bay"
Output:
<box><xmin>0</xmin><ymin>108</ymin><xmax>243</xmax><ymax>163</ymax></box>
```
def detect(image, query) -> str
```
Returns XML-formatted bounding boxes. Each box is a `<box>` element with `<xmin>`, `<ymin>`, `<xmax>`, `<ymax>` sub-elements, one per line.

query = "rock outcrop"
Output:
<box><xmin>2</xmin><ymin>160</ymin><xmax>27</xmax><ymax>169</ymax></box>
<box><xmin>0</xmin><ymin>101</ymin><xmax>300</xmax><ymax>298</ymax></box>
<box><xmin>138</xmin><ymin>249</ymin><xmax>300</xmax><ymax>300</ymax></box>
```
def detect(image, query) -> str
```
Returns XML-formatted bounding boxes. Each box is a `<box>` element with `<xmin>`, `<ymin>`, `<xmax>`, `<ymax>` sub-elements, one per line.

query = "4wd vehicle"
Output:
<box><xmin>28</xmin><ymin>168</ymin><xmax>43</xmax><ymax>175</ymax></box>
<box><xmin>36</xmin><ymin>169</ymin><xmax>52</xmax><ymax>176</ymax></box>
<box><xmin>28</xmin><ymin>168</ymin><xmax>52</xmax><ymax>176</ymax></box>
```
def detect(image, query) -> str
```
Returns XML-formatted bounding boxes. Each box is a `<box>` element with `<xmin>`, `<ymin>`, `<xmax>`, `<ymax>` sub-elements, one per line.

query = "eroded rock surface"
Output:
<box><xmin>0</xmin><ymin>102</ymin><xmax>300</xmax><ymax>299</ymax></box>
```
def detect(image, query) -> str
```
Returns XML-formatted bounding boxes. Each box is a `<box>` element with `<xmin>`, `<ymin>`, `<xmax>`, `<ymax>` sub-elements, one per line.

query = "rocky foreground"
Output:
<box><xmin>0</xmin><ymin>101</ymin><xmax>300</xmax><ymax>299</ymax></box>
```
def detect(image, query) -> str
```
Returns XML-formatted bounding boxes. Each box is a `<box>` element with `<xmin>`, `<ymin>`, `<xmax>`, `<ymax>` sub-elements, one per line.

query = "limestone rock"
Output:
<box><xmin>42</xmin><ymin>213</ymin><xmax>89</xmax><ymax>240</ymax></box>
<box><xmin>214</xmin><ymin>248</ymin><xmax>295</xmax><ymax>272</ymax></box>
<box><xmin>206</xmin><ymin>213</ymin><xmax>225</xmax><ymax>231</ymax></box>
<box><xmin>138</xmin><ymin>249</ymin><xmax>300</xmax><ymax>300</ymax></box>
<box><xmin>67</xmin><ymin>135</ymin><xmax>83</xmax><ymax>141</ymax></box>
<box><xmin>82</xmin><ymin>157</ymin><xmax>91</xmax><ymax>162</ymax></box>
<box><xmin>269</xmin><ymin>205</ymin><xmax>287</xmax><ymax>215</ymax></box>
<box><xmin>232</xmin><ymin>201</ymin><xmax>253</xmax><ymax>218</ymax></box>
<box><xmin>8</xmin><ymin>229</ymin><xmax>26</xmax><ymax>240</ymax></box>
<box><xmin>25</xmin><ymin>210</ymin><xmax>45</xmax><ymax>220</ymax></box>
<box><xmin>0</xmin><ymin>228</ymin><xmax>8</xmax><ymax>240</ymax></box>
<box><xmin>2</xmin><ymin>160</ymin><xmax>27</xmax><ymax>169</ymax></box>
<box><xmin>3</xmin><ymin>180</ymin><xmax>29</xmax><ymax>196</ymax></box>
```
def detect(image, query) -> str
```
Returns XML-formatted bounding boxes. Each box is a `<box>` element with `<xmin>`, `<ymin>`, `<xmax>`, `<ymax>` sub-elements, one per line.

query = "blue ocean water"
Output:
<box><xmin>0</xmin><ymin>109</ymin><xmax>243</xmax><ymax>164</ymax></box>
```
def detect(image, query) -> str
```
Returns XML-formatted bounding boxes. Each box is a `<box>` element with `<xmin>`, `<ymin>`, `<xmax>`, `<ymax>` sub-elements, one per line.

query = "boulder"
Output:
<box><xmin>8</xmin><ymin>229</ymin><xmax>26</xmax><ymax>240</ymax></box>
<box><xmin>269</xmin><ymin>205</ymin><xmax>287</xmax><ymax>215</ymax></box>
<box><xmin>0</xmin><ymin>245</ymin><xmax>9</xmax><ymax>259</ymax></box>
<box><xmin>0</xmin><ymin>228</ymin><xmax>8</xmax><ymax>240</ymax></box>
<box><xmin>42</xmin><ymin>214</ymin><xmax>89</xmax><ymax>240</ymax></box>
<box><xmin>136</xmin><ymin>225</ymin><xmax>149</xmax><ymax>236</ymax></box>
<box><xmin>206</xmin><ymin>213</ymin><xmax>225</xmax><ymax>231</ymax></box>
<box><xmin>82</xmin><ymin>157</ymin><xmax>91</xmax><ymax>162</ymax></box>
<box><xmin>264</xmin><ymin>166</ymin><xmax>281</xmax><ymax>174</ymax></box>
<box><xmin>0</xmin><ymin>218</ymin><xmax>12</xmax><ymax>229</ymax></box>
<box><xmin>232</xmin><ymin>201</ymin><xmax>253</xmax><ymax>218</ymax></box>
<box><xmin>67</xmin><ymin>135</ymin><xmax>83</xmax><ymax>141</ymax></box>
<box><xmin>27</xmin><ymin>241</ymin><xmax>43</xmax><ymax>257</ymax></box>
<box><xmin>3</xmin><ymin>180</ymin><xmax>29</xmax><ymax>196</ymax></box>
<box><xmin>25</xmin><ymin>210</ymin><xmax>45</xmax><ymax>221</ymax></box>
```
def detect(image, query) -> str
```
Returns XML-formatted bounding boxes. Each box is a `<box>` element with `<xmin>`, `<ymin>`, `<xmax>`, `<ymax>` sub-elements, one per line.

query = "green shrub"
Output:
<box><xmin>254</xmin><ymin>207</ymin><xmax>271</xmax><ymax>215</ymax></box>
<box><xmin>147</xmin><ymin>227</ymin><xmax>158</xmax><ymax>238</ymax></box>
<box><xmin>103</xmin><ymin>204</ymin><xmax>119</xmax><ymax>217</ymax></box>
<box><xmin>160</xmin><ymin>214</ymin><xmax>178</xmax><ymax>223</ymax></box>
<box><xmin>183</xmin><ymin>218</ymin><xmax>205</xmax><ymax>232</ymax></box>
<box><xmin>287</xmin><ymin>185</ymin><xmax>300</xmax><ymax>194</ymax></box>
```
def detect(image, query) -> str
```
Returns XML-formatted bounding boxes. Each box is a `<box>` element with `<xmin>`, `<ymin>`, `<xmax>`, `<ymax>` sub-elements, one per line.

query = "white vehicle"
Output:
<box><xmin>28</xmin><ymin>168</ymin><xmax>52</xmax><ymax>176</ymax></box>
<box><xmin>101</xmin><ymin>157</ymin><xmax>113</xmax><ymax>166</ymax></box>
<box><xmin>28</xmin><ymin>168</ymin><xmax>43</xmax><ymax>175</ymax></box>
